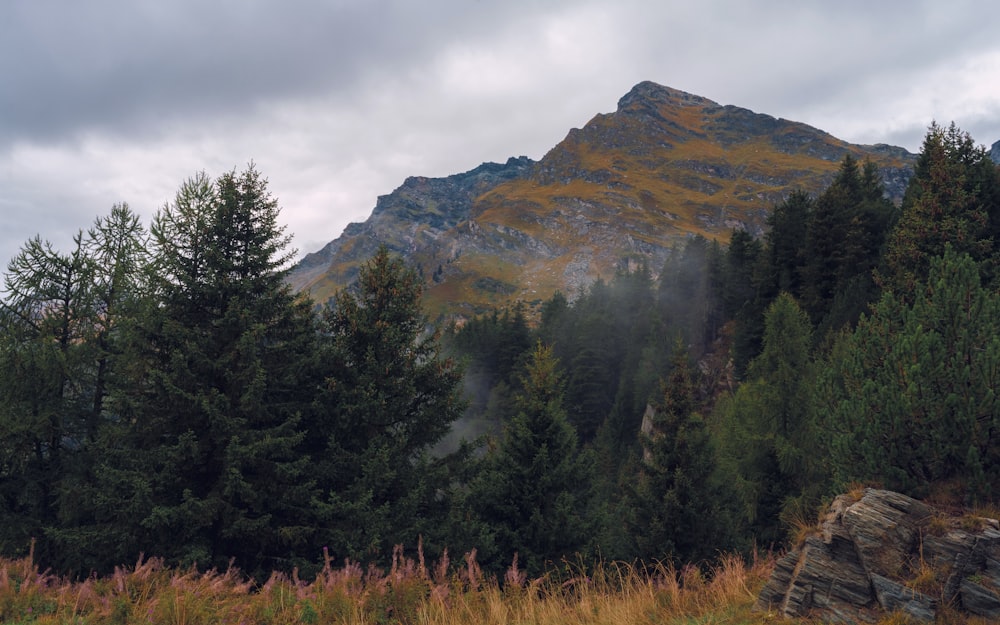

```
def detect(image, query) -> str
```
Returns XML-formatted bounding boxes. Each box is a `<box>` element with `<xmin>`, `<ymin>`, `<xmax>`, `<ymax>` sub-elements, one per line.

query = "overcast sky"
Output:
<box><xmin>3</xmin><ymin>1</ymin><xmax>1000</xmax><ymax>272</ymax></box>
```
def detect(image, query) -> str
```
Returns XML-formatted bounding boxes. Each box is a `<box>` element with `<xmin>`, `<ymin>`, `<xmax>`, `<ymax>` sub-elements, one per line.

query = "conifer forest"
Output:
<box><xmin>2</xmin><ymin>122</ymin><xmax>1000</xmax><ymax>585</ymax></box>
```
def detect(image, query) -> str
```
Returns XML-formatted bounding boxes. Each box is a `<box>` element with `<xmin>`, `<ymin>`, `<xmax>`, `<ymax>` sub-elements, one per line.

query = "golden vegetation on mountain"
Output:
<box><xmin>291</xmin><ymin>82</ymin><xmax>916</xmax><ymax>318</ymax></box>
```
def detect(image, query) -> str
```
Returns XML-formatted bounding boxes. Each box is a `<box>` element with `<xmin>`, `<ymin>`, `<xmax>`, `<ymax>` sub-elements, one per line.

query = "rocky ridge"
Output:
<box><xmin>289</xmin><ymin>156</ymin><xmax>535</xmax><ymax>299</ymax></box>
<box><xmin>757</xmin><ymin>488</ymin><xmax>1000</xmax><ymax>622</ymax></box>
<box><xmin>290</xmin><ymin>81</ymin><xmax>917</xmax><ymax>317</ymax></box>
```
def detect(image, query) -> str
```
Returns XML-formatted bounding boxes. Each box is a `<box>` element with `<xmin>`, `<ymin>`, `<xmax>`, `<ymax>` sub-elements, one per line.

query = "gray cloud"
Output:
<box><xmin>2</xmin><ymin>0</ymin><xmax>1000</xmax><ymax>272</ymax></box>
<box><xmin>1</xmin><ymin>2</ymin><xmax>516</xmax><ymax>142</ymax></box>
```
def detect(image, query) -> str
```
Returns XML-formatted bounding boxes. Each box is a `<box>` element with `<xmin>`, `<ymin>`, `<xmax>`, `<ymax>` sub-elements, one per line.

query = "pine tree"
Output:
<box><xmin>46</xmin><ymin>204</ymin><xmax>154</xmax><ymax>570</ymax></box>
<box><xmin>718</xmin><ymin>293</ymin><xmax>819</xmax><ymax>544</ymax></box>
<box><xmin>880</xmin><ymin>122</ymin><xmax>1000</xmax><ymax>299</ymax></box>
<box><xmin>763</xmin><ymin>190</ymin><xmax>813</xmax><ymax>300</ymax></box>
<box><xmin>725</xmin><ymin>228</ymin><xmax>765</xmax><ymax>377</ymax></box>
<box><xmin>309</xmin><ymin>246</ymin><xmax>467</xmax><ymax>563</ymax></box>
<box><xmin>466</xmin><ymin>342</ymin><xmax>593</xmax><ymax>577</ymax></box>
<box><xmin>538</xmin><ymin>290</ymin><xmax>569</xmax><ymax>343</ymax></box>
<box><xmin>624</xmin><ymin>345</ymin><xmax>726</xmax><ymax>563</ymax></box>
<box><xmin>800</xmin><ymin>154</ymin><xmax>894</xmax><ymax>330</ymax></box>
<box><xmin>566</xmin><ymin>345</ymin><xmax>615</xmax><ymax>442</ymax></box>
<box><xmin>114</xmin><ymin>166</ymin><xmax>318</xmax><ymax>574</ymax></box>
<box><xmin>0</xmin><ymin>203</ymin><xmax>155</xmax><ymax>570</ymax></box>
<box><xmin>550</xmin><ymin>278</ymin><xmax>624</xmax><ymax>443</ymax></box>
<box><xmin>800</xmin><ymin>155</ymin><xmax>862</xmax><ymax>323</ymax></box>
<box><xmin>660</xmin><ymin>236</ymin><xmax>720</xmax><ymax>355</ymax></box>
<box><xmin>0</xmin><ymin>231</ymin><xmax>99</xmax><ymax>563</ymax></box>
<box><xmin>823</xmin><ymin>247</ymin><xmax>1000</xmax><ymax>500</ymax></box>
<box><xmin>496</xmin><ymin>303</ymin><xmax>532</xmax><ymax>380</ymax></box>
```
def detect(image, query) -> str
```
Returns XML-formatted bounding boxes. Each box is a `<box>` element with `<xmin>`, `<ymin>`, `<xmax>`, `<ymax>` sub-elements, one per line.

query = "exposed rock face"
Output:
<box><xmin>756</xmin><ymin>488</ymin><xmax>1000</xmax><ymax>623</ymax></box>
<box><xmin>288</xmin><ymin>157</ymin><xmax>535</xmax><ymax>298</ymax></box>
<box><xmin>291</xmin><ymin>81</ymin><xmax>918</xmax><ymax>317</ymax></box>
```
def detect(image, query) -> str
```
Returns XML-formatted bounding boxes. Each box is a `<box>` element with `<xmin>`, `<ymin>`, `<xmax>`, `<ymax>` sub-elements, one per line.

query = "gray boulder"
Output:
<box><xmin>756</xmin><ymin>488</ymin><xmax>1000</xmax><ymax>622</ymax></box>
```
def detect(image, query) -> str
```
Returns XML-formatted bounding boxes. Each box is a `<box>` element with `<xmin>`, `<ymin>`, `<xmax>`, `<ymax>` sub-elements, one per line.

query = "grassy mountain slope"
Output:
<box><xmin>290</xmin><ymin>81</ymin><xmax>916</xmax><ymax>318</ymax></box>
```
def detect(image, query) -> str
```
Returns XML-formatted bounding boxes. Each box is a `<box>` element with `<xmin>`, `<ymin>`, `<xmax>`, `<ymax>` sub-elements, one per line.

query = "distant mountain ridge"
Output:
<box><xmin>288</xmin><ymin>156</ymin><xmax>536</xmax><ymax>296</ymax></box>
<box><xmin>290</xmin><ymin>81</ymin><xmax>917</xmax><ymax>318</ymax></box>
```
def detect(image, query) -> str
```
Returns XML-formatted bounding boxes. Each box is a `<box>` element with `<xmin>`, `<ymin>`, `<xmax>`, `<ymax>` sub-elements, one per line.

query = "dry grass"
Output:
<box><xmin>0</xmin><ymin>542</ymin><xmax>779</xmax><ymax>625</ymax></box>
<box><xmin>843</xmin><ymin>481</ymin><xmax>877</xmax><ymax>503</ymax></box>
<box><xmin>418</xmin><ymin>552</ymin><xmax>775</xmax><ymax>625</ymax></box>
<box><xmin>925</xmin><ymin>514</ymin><xmax>952</xmax><ymax>537</ymax></box>
<box><xmin>4</xmin><ymin>543</ymin><xmax>993</xmax><ymax>625</ymax></box>
<box><xmin>783</xmin><ymin>511</ymin><xmax>820</xmax><ymax>550</ymax></box>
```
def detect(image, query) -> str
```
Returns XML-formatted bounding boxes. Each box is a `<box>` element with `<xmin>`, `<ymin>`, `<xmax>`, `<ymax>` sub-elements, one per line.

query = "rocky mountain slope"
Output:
<box><xmin>290</xmin><ymin>81</ymin><xmax>917</xmax><ymax>318</ymax></box>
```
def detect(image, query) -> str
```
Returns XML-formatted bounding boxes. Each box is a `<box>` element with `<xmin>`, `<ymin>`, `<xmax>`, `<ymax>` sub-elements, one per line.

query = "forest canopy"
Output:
<box><xmin>2</xmin><ymin>123</ymin><xmax>999</xmax><ymax>579</ymax></box>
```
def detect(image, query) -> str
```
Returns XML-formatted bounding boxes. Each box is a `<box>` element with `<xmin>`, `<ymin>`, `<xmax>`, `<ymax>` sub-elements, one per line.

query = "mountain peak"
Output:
<box><xmin>291</xmin><ymin>82</ymin><xmax>918</xmax><ymax>318</ymax></box>
<box><xmin>617</xmin><ymin>81</ymin><xmax>718</xmax><ymax>113</ymax></box>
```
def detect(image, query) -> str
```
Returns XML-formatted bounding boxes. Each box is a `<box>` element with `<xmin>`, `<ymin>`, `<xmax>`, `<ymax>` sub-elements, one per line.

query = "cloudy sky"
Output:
<box><xmin>2</xmin><ymin>1</ymin><xmax>1000</xmax><ymax>271</ymax></box>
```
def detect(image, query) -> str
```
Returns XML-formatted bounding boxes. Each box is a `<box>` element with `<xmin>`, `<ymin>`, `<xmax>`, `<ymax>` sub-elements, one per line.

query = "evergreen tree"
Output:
<box><xmin>660</xmin><ymin>236</ymin><xmax>720</xmax><ymax>355</ymax></box>
<box><xmin>496</xmin><ymin>303</ymin><xmax>532</xmax><ymax>380</ymax></box>
<box><xmin>78</xmin><ymin>204</ymin><xmax>151</xmax><ymax>436</ymax></box>
<box><xmin>800</xmin><ymin>154</ymin><xmax>894</xmax><ymax>330</ymax></box>
<box><xmin>880</xmin><ymin>122</ymin><xmax>1000</xmax><ymax>299</ymax></box>
<box><xmin>550</xmin><ymin>278</ymin><xmax>625</xmax><ymax>444</ymax></box>
<box><xmin>46</xmin><ymin>204</ymin><xmax>154</xmax><ymax>570</ymax></box>
<box><xmin>309</xmin><ymin>246</ymin><xmax>467</xmax><ymax>563</ymax></box>
<box><xmin>623</xmin><ymin>345</ymin><xmax>726</xmax><ymax>563</ymax></box>
<box><xmin>0</xmin><ymin>231</ymin><xmax>98</xmax><ymax>563</ymax></box>
<box><xmin>718</xmin><ymin>293</ymin><xmax>819</xmax><ymax>544</ymax></box>
<box><xmin>725</xmin><ymin>229</ymin><xmax>765</xmax><ymax>377</ymax></box>
<box><xmin>538</xmin><ymin>290</ymin><xmax>569</xmax><ymax>344</ymax></box>
<box><xmin>0</xmin><ymin>203</ymin><xmax>154</xmax><ymax>570</ymax></box>
<box><xmin>763</xmin><ymin>190</ymin><xmax>813</xmax><ymax>300</ymax></box>
<box><xmin>800</xmin><ymin>155</ymin><xmax>862</xmax><ymax>321</ymax></box>
<box><xmin>565</xmin><ymin>344</ymin><xmax>615</xmax><ymax>442</ymax></box>
<box><xmin>447</xmin><ymin>303</ymin><xmax>532</xmax><ymax>408</ymax></box>
<box><xmin>113</xmin><ymin>166</ymin><xmax>318</xmax><ymax>574</ymax></box>
<box><xmin>466</xmin><ymin>342</ymin><xmax>593</xmax><ymax>577</ymax></box>
<box><xmin>722</xmin><ymin>229</ymin><xmax>762</xmax><ymax>320</ymax></box>
<box><xmin>822</xmin><ymin>247</ymin><xmax>1000</xmax><ymax>500</ymax></box>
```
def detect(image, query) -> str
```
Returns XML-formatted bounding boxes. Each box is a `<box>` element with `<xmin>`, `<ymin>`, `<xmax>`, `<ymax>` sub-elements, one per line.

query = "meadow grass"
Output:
<box><xmin>0</xmin><ymin>541</ymin><xmax>972</xmax><ymax>625</ymax></box>
<box><xmin>0</xmin><ymin>539</ymin><xmax>777</xmax><ymax>625</ymax></box>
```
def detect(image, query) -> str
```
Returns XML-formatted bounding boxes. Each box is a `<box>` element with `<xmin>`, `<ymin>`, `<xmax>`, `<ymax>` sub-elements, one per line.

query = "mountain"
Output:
<box><xmin>290</xmin><ymin>81</ymin><xmax>917</xmax><ymax>318</ymax></box>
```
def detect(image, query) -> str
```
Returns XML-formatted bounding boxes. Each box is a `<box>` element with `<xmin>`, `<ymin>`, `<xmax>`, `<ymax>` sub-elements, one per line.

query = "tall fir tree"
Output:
<box><xmin>725</xmin><ymin>228</ymin><xmax>765</xmax><ymax>377</ymax></box>
<box><xmin>623</xmin><ymin>344</ymin><xmax>727</xmax><ymax>563</ymax></box>
<box><xmin>0</xmin><ymin>203</ymin><xmax>155</xmax><ymax>570</ymax></box>
<box><xmin>46</xmin><ymin>204</ymin><xmax>154</xmax><ymax>570</ymax></box>
<box><xmin>465</xmin><ymin>342</ymin><xmax>594</xmax><ymax>577</ymax></box>
<box><xmin>718</xmin><ymin>292</ymin><xmax>820</xmax><ymax>545</ymax></box>
<box><xmin>880</xmin><ymin>122</ymin><xmax>1000</xmax><ymax>299</ymax></box>
<box><xmin>800</xmin><ymin>154</ymin><xmax>894</xmax><ymax>331</ymax></box>
<box><xmin>763</xmin><ymin>190</ymin><xmax>813</xmax><ymax>300</ymax></box>
<box><xmin>660</xmin><ymin>236</ymin><xmax>722</xmax><ymax>355</ymax></box>
<box><xmin>800</xmin><ymin>155</ymin><xmax>863</xmax><ymax>322</ymax></box>
<box><xmin>308</xmin><ymin>246</ymin><xmax>467</xmax><ymax>563</ymax></box>
<box><xmin>111</xmin><ymin>166</ymin><xmax>318</xmax><ymax>574</ymax></box>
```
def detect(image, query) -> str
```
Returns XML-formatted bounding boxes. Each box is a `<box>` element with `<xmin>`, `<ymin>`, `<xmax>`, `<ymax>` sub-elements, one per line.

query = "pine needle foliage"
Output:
<box><xmin>308</xmin><ymin>245</ymin><xmax>468</xmax><ymax>565</ymax></box>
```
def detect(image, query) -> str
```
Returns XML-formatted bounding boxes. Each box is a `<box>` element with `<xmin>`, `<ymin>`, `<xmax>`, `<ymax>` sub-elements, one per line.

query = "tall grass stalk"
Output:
<box><xmin>0</xmin><ymin>542</ymin><xmax>776</xmax><ymax>625</ymax></box>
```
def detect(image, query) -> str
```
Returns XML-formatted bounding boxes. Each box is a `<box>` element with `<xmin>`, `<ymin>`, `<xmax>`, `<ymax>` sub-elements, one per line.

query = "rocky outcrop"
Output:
<box><xmin>756</xmin><ymin>488</ymin><xmax>1000</xmax><ymax>623</ymax></box>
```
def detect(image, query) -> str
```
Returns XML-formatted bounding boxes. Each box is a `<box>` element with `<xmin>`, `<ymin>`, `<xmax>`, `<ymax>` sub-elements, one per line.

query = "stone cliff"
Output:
<box><xmin>757</xmin><ymin>488</ymin><xmax>1000</xmax><ymax>622</ymax></box>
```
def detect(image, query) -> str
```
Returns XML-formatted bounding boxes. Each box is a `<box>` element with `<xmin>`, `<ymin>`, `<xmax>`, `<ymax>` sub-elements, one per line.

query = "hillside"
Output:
<box><xmin>290</xmin><ymin>81</ymin><xmax>917</xmax><ymax>317</ymax></box>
